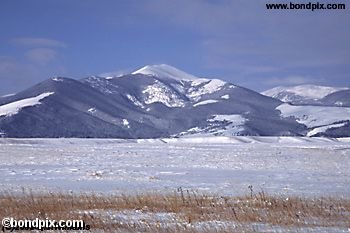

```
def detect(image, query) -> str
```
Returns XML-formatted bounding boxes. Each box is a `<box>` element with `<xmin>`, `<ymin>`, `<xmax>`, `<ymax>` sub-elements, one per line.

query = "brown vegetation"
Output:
<box><xmin>1</xmin><ymin>188</ymin><xmax>349</xmax><ymax>232</ymax></box>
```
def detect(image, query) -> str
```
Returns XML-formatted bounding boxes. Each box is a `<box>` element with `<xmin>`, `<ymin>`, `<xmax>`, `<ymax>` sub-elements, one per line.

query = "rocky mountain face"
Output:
<box><xmin>0</xmin><ymin>64</ymin><xmax>349</xmax><ymax>138</ymax></box>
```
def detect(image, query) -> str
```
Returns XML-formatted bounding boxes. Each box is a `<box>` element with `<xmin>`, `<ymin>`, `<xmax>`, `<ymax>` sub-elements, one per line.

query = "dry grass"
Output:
<box><xmin>1</xmin><ymin>188</ymin><xmax>350</xmax><ymax>232</ymax></box>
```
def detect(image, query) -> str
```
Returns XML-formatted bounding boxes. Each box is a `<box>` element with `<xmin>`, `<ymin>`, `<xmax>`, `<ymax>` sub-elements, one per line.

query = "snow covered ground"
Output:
<box><xmin>277</xmin><ymin>103</ymin><xmax>350</xmax><ymax>128</ymax></box>
<box><xmin>0</xmin><ymin>137</ymin><xmax>349</xmax><ymax>197</ymax></box>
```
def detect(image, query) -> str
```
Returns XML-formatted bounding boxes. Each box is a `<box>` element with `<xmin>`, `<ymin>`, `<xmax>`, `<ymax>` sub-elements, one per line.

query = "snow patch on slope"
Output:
<box><xmin>87</xmin><ymin>108</ymin><xmax>96</xmax><ymax>114</ymax></box>
<box><xmin>277</xmin><ymin>103</ymin><xmax>350</xmax><ymax>128</ymax></box>
<box><xmin>335</xmin><ymin>101</ymin><xmax>344</xmax><ymax>106</ymax></box>
<box><xmin>221</xmin><ymin>94</ymin><xmax>230</xmax><ymax>99</ymax></box>
<box><xmin>126</xmin><ymin>94</ymin><xmax>144</xmax><ymax>108</ymax></box>
<box><xmin>193</xmin><ymin>99</ymin><xmax>219</xmax><ymax>107</ymax></box>
<box><xmin>52</xmin><ymin>77</ymin><xmax>64</xmax><ymax>82</ymax></box>
<box><xmin>307</xmin><ymin>123</ymin><xmax>347</xmax><ymax>137</ymax></box>
<box><xmin>0</xmin><ymin>92</ymin><xmax>54</xmax><ymax>117</ymax></box>
<box><xmin>122</xmin><ymin>119</ymin><xmax>130</xmax><ymax>128</ymax></box>
<box><xmin>132</xmin><ymin>64</ymin><xmax>199</xmax><ymax>81</ymax></box>
<box><xmin>188</xmin><ymin>79</ymin><xmax>227</xmax><ymax>100</ymax></box>
<box><xmin>1</xmin><ymin>93</ymin><xmax>16</xmax><ymax>98</ymax></box>
<box><xmin>142</xmin><ymin>82</ymin><xmax>185</xmax><ymax>107</ymax></box>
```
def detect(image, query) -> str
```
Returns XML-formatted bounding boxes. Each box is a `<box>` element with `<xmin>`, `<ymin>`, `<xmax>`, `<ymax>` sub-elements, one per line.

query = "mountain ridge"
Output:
<box><xmin>262</xmin><ymin>84</ymin><xmax>349</xmax><ymax>106</ymax></box>
<box><xmin>0</xmin><ymin>65</ymin><xmax>349</xmax><ymax>138</ymax></box>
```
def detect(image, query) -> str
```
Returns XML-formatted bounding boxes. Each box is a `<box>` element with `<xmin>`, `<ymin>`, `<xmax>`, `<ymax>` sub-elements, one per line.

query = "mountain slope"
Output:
<box><xmin>320</xmin><ymin>89</ymin><xmax>350</xmax><ymax>107</ymax></box>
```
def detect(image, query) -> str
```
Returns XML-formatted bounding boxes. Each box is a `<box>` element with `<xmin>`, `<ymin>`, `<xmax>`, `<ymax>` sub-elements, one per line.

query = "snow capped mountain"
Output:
<box><xmin>83</xmin><ymin>64</ymin><xmax>231</xmax><ymax>109</ymax></box>
<box><xmin>263</xmin><ymin>84</ymin><xmax>343</xmax><ymax>100</ymax></box>
<box><xmin>130</xmin><ymin>64</ymin><xmax>232</xmax><ymax>104</ymax></box>
<box><xmin>132</xmin><ymin>64</ymin><xmax>199</xmax><ymax>81</ymax></box>
<box><xmin>0</xmin><ymin>64</ymin><xmax>349</xmax><ymax>138</ymax></box>
<box><xmin>262</xmin><ymin>85</ymin><xmax>348</xmax><ymax>105</ymax></box>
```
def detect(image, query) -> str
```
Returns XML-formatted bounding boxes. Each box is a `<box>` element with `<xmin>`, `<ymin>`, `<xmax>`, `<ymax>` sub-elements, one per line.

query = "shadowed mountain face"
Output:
<box><xmin>320</xmin><ymin>89</ymin><xmax>350</xmax><ymax>107</ymax></box>
<box><xmin>0</xmin><ymin>65</ymin><xmax>349</xmax><ymax>138</ymax></box>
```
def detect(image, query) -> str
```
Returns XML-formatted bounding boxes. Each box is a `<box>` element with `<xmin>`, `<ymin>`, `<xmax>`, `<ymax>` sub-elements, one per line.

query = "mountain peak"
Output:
<box><xmin>132</xmin><ymin>64</ymin><xmax>199</xmax><ymax>81</ymax></box>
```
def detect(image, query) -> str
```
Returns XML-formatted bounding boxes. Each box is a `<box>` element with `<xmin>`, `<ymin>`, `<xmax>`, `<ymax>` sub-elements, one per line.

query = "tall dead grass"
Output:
<box><xmin>1</xmin><ymin>188</ymin><xmax>349</xmax><ymax>232</ymax></box>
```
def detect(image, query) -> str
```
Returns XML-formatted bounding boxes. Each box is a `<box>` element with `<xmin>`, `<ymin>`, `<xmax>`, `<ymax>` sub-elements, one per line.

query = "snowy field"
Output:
<box><xmin>1</xmin><ymin>136</ymin><xmax>349</xmax><ymax>197</ymax></box>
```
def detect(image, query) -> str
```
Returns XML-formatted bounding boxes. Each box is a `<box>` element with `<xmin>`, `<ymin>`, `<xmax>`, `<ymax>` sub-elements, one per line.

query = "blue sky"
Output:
<box><xmin>0</xmin><ymin>0</ymin><xmax>349</xmax><ymax>95</ymax></box>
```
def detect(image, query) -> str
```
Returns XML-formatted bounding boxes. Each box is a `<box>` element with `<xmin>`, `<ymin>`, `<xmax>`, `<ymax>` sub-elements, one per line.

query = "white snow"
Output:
<box><xmin>122</xmin><ymin>119</ymin><xmax>130</xmax><ymax>128</ymax></box>
<box><xmin>4</xmin><ymin>136</ymin><xmax>346</xmax><ymax>231</ymax></box>
<box><xmin>188</xmin><ymin>79</ymin><xmax>227</xmax><ymax>100</ymax></box>
<box><xmin>126</xmin><ymin>94</ymin><xmax>144</xmax><ymax>108</ymax></box>
<box><xmin>0</xmin><ymin>92</ymin><xmax>54</xmax><ymax>117</ymax></box>
<box><xmin>187</xmin><ymin>127</ymin><xmax>201</xmax><ymax>133</ymax></box>
<box><xmin>307</xmin><ymin>122</ymin><xmax>347</xmax><ymax>137</ymax></box>
<box><xmin>52</xmin><ymin>77</ymin><xmax>64</xmax><ymax>82</ymax></box>
<box><xmin>262</xmin><ymin>85</ymin><xmax>348</xmax><ymax>100</ymax></box>
<box><xmin>190</xmin><ymin>78</ymin><xmax>208</xmax><ymax>86</ymax></box>
<box><xmin>221</xmin><ymin>94</ymin><xmax>230</xmax><ymax>99</ymax></box>
<box><xmin>132</xmin><ymin>64</ymin><xmax>228</xmax><ymax>101</ymax></box>
<box><xmin>335</xmin><ymin>101</ymin><xmax>344</xmax><ymax>106</ymax></box>
<box><xmin>276</xmin><ymin>103</ymin><xmax>350</xmax><ymax>128</ymax></box>
<box><xmin>87</xmin><ymin>108</ymin><xmax>96</xmax><ymax>114</ymax></box>
<box><xmin>159</xmin><ymin>136</ymin><xmax>341</xmax><ymax>144</ymax></box>
<box><xmin>0</xmin><ymin>137</ymin><xmax>349</xmax><ymax>198</ymax></box>
<box><xmin>193</xmin><ymin>99</ymin><xmax>219</xmax><ymax>107</ymax></box>
<box><xmin>1</xmin><ymin>93</ymin><xmax>15</xmax><ymax>97</ymax></box>
<box><xmin>142</xmin><ymin>82</ymin><xmax>185</xmax><ymax>107</ymax></box>
<box><xmin>132</xmin><ymin>64</ymin><xmax>199</xmax><ymax>81</ymax></box>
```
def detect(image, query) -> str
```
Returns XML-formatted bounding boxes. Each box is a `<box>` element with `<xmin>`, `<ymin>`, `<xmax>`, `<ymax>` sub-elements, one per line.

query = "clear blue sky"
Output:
<box><xmin>0</xmin><ymin>0</ymin><xmax>349</xmax><ymax>95</ymax></box>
